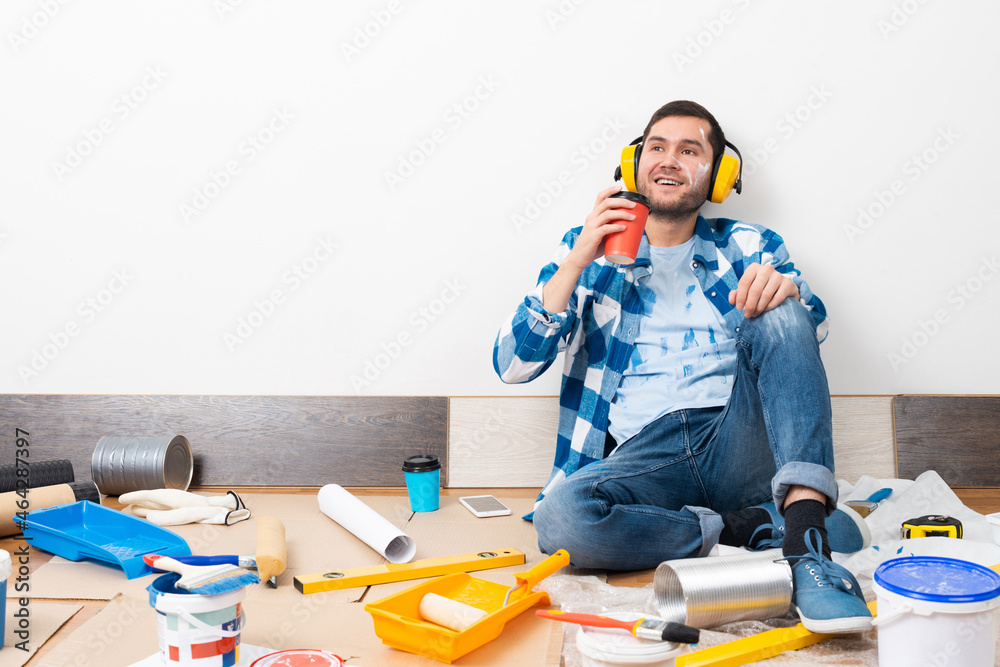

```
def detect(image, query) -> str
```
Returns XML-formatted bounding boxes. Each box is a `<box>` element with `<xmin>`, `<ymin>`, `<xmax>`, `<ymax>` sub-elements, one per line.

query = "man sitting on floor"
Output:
<box><xmin>493</xmin><ymin>100</ymin><xmax>872</xmax><ymax>633</ymax></box>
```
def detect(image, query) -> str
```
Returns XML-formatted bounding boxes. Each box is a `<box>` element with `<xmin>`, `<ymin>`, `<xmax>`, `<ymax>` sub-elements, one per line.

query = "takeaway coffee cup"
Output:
<box><xmin>604</xmin><ymin>191</ymin><xmax>650</xmax><ymax>265</ymax></box>
<box><xmin>402</xmin><ymin>454</ymin><xmax>441</xmax><ymax>512</ymax></box>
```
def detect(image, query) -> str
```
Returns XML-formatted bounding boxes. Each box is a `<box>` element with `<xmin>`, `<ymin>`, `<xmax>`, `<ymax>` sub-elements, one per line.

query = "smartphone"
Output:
<box><xmin>459</xmin><ymin>495</ymin><xmax>511</xmax><ymax>518</ymax></box>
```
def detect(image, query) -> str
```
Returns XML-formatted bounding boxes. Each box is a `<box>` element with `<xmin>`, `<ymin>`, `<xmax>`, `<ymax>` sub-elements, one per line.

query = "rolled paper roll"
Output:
<box><xmin>317</xmin><ymin>484</ymin><xmax>415</xmax><ymax>563</ymax></box>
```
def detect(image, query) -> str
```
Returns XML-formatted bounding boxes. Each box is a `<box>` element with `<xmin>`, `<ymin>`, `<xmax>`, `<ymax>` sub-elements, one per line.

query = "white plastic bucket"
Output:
<box><xmin>873</xmin><ymin>556</ymin><xmax>1000</xmax><ymax>667</ymax></box>
<box><xmin>147</xmin><ymin>572</ymin><xmax>248</xmax><ymax>666</ymax></box>
<box><xmin>575</xmin><ymin>613</ymin><xmax>685</xmax><ymax>667</ymax></box>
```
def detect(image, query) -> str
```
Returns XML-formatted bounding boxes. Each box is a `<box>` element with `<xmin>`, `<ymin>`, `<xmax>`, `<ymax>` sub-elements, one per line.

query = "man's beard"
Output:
<box><xmin>641</xmin><ymin>181</ymin><xmax>710</xmax><ymax>222</ymax></box>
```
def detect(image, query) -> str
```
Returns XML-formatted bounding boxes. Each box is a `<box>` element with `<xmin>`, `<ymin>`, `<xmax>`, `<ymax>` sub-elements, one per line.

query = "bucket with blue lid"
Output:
<box><xmin>873</xmin><ymin>556</ymin><xmax>1000</xmax><ymax>667</ymax></box>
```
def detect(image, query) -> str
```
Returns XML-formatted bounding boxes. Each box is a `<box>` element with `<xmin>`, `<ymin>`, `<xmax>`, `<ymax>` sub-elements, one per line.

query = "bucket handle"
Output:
<box><xmin>872</xmin><ymin>601</ymin><xmax>936</xmax><ymax>627</ymax></box>
<box><xmin>174</xmin><ymin>607</ymin><xmax>245</xmax><ymax>638</ymax></box>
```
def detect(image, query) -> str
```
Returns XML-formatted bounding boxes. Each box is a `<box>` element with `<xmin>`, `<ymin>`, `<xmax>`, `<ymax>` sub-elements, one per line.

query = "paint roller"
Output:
<box><xmin>170</xmin><ymin>515</ymin><xmax>289</xmax><ymax>587</ymax></box>
<box><xmin>256</xmin><ymin>515</ymin><xmax>288</xmax><ymax>587</ymax></box>
<box><xmin>418</xmin><ymin>593</ymin><xmax>488</xmax><ymax>631</ymax></box>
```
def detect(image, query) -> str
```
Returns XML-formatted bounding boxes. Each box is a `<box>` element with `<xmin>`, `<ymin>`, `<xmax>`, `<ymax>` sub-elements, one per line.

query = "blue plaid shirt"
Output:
<box><xmin>493</xmin><ymin>215</ymin><xmax>828</xmax><ymax>515</ymax></box>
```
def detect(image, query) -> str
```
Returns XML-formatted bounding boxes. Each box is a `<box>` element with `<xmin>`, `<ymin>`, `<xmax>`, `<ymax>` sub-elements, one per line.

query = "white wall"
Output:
<box><xmin>3</xmin><ymin>0</ymin><xmax>997</xmax><ymax>397</ymax></box>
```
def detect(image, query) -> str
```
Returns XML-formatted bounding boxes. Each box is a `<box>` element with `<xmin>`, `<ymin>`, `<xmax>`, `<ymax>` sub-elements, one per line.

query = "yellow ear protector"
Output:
<box><xmin>613</xmin><ymin>135</ymin><xmax>743</xmax><ymax>204</ymax></box>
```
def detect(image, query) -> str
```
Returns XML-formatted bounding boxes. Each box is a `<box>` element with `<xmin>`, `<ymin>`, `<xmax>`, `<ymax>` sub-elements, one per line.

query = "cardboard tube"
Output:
<box><xmin>0</xmin><ymin>481</ymin><xmax>101</xmax><ymax>536</ymax></box>
<box><xmin>256</xmin><ymin>515</ymin><xmax>287</xmax><ymax>582</ymax></box>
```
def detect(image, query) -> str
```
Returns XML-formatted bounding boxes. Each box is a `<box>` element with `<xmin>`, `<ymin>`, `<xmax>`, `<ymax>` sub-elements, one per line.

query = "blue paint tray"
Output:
<box><xmin>17</xmin><ymin>501</ymin><xmax>191</xmax><ymax>579</ymax></box>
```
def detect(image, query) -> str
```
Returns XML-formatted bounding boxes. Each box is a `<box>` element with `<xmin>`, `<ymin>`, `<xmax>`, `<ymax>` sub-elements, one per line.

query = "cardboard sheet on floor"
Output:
<box><xmin>23</xmin><ymin>495</ymin><xmax>411</xmax><ymax>603</ymax></box>
<box><xmin>363</xmin><ymin>496</ymin><xmax>555</xmax><ymax>601</ymax></box>
<box><xmin>22</xmin><ymin>494</ymin><xmax>563</xmax><ymax>664</ymax></box>
<box><xmin>1</xmin><ymin>601</ymin><xmax>81</xmax><ymax>667</ymax></box>
<box><xmin>32</xmin><ymin>591</ymin><xmax>562</xmax><ymax>666</ymax></box>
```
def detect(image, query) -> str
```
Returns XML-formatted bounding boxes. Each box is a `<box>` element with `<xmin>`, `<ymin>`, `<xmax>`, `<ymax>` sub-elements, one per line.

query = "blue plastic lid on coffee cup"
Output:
<box><xmin>874</xmin><ymin>556</ymin><xmax>1000</xmax><ymax>603</ymax></box>
<box><xmin>402</xmin><ymin>454</ymin><xmax>440</xmax><ymax>473</ymax></box>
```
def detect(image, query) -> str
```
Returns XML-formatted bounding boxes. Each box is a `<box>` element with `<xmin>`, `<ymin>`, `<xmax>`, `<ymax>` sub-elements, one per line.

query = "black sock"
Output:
<box><xmin>781</xmin><ymin>499</ymin><xmax>830</xmax><ymax>559</ymax></box>
<box><xmin>719</xmin><ymin>507</ymin><xmax>771</xmax><ymax>547</ymax></box>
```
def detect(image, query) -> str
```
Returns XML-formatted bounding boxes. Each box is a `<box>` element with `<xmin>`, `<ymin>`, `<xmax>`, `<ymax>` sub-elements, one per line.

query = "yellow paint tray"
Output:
<box><xmin>365</xmin><ymin>549</ymin><xmax>569</xmax><ymax>663</ymax></box>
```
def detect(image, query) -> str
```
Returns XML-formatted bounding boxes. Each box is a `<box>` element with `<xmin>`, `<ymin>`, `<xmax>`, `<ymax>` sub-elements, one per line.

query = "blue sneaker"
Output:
<box><xmin>788</xmin><ymin>528</ymin><xmax>873</xmax><ymax>633</ymax></box>
<box><xmin>749</xmin><ymin>502</ymin><xmax>871</xmax><ymax>553</ymax></box>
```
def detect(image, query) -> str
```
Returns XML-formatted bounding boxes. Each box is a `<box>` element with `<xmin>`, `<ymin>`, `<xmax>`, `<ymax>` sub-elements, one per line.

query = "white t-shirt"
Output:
<box><xmin>607</xmin><ymin>238</ymin><xmax>737</xmax><ymax>446</ymax></box>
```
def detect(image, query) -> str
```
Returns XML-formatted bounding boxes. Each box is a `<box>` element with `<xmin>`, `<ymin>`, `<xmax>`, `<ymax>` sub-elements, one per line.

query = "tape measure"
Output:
<box><xmin>901</xmin><ymin>515</ymin><xmax>963</xmax><ymax>539</ymax></box>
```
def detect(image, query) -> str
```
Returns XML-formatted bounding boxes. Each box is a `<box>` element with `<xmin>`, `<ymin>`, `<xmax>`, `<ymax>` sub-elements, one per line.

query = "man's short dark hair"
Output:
<box><xmin>642</xmin><ymin>100</ymin><xmax>726</xmax><ymax>164</ymax></box>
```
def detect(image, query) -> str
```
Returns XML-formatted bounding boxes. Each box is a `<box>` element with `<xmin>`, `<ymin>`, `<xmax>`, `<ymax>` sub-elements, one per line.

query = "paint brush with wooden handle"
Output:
<box><xmin>536</xmin><ymin>610</ymin><xmax>700</xmax><ymax>643</ymax></box>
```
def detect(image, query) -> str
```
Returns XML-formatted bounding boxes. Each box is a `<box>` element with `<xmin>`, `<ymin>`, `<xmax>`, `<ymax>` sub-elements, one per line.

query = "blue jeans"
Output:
<box><xmin>533</xmin><ymin>300</ymin><xmax>838</xmax><ymax>570</ymax></box>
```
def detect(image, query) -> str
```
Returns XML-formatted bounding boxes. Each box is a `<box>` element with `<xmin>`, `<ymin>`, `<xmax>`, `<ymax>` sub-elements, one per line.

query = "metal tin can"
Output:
<box><xmin>91</xmin><ymin>435</ymin><xmax>193</xmax><ymax>496</ymax></box>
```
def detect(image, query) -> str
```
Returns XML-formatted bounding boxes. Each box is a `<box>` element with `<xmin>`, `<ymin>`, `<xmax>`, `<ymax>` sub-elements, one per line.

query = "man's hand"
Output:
<box><xmin>563</xmin><ymin>185</ymin><xmax>634</xmax><ymax>271</ymax></box>
<box><xmin>543</xmin><ymin>186</ymin><xmax>635</xmax><ymax>312</ymax></box>
<box><xmin>728</xmin><ymin>263</ymin><xmax>800</xmax><ymax>318</ymax></box>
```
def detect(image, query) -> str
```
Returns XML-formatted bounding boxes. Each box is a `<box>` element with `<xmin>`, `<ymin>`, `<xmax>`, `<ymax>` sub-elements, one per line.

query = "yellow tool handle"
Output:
<box><xmin>510</xmin><ymin>549</ymin><xmax>570</xmax><ymax>598</ymax></box>
<box><xmin>676</xmin><ymin>600</ymin><xmax>876</xmax><ymax>666</ymax></box>
<box><xmin>294</xmin><ymin>548</ymin><xmax>526</xmax><ymax>594</ymax></box>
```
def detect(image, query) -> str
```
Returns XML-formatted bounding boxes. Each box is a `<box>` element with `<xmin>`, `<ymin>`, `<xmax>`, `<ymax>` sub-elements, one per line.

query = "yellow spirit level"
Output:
<box><xmin>294</xmin><ymin>548</ymin><xmax>525</xmax><ymax>594</ymax></box>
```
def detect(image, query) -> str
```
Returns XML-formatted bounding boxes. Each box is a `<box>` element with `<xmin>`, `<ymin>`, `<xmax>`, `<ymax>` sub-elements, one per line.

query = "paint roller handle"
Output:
<box><xmin>504</xmin><ymin>550</ymin><xmax>570</xmax><ymax>606</ymax></box>
<box><xmin>514</xmin><ymin>549</ymin><xmax>570</xmax><ymax>590</ymax></box>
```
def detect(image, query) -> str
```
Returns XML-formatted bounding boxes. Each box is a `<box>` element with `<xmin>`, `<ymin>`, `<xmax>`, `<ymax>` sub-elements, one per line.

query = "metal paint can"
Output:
<box><xmin>91</xmin><ymin>435</ymin><xmax>193</xmax><ymax>496</ymax></box>
<box><xmin>654</xmin><ymin>551</ymin><xmax>793</xmax><ymax>629</ymax></box>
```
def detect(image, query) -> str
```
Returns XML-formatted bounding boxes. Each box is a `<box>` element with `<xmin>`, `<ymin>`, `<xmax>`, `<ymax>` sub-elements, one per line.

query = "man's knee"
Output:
<box><xmin>740</xmin><ymin>299</ymin><xmax>815</xmax><ymax>341</ymax></box>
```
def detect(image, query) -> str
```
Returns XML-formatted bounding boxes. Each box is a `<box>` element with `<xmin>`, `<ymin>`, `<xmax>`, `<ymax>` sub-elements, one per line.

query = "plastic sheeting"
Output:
<box><xmin>540</xmin><ymin>470</ymin><xmax>1000</xmax><ymax>666</ymax></box>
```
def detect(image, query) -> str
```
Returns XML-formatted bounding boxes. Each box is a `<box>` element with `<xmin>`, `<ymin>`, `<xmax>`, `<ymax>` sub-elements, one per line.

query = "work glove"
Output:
<box><xmin>119</xmin><ymin>489</ymin><xmax>250</xmax><ymax>526</ymax></box>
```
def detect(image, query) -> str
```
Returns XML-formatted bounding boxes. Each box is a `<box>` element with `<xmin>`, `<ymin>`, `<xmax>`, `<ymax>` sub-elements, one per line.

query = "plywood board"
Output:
<box><xmin>0</xmin><ymin>395</ymin><xmax>447</xmax><ymax>487</ymax></box>
<box><xmin>895</xmin><ymin>395</ymin><xmax>1000</xmax><ymax>485</ymax></box>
